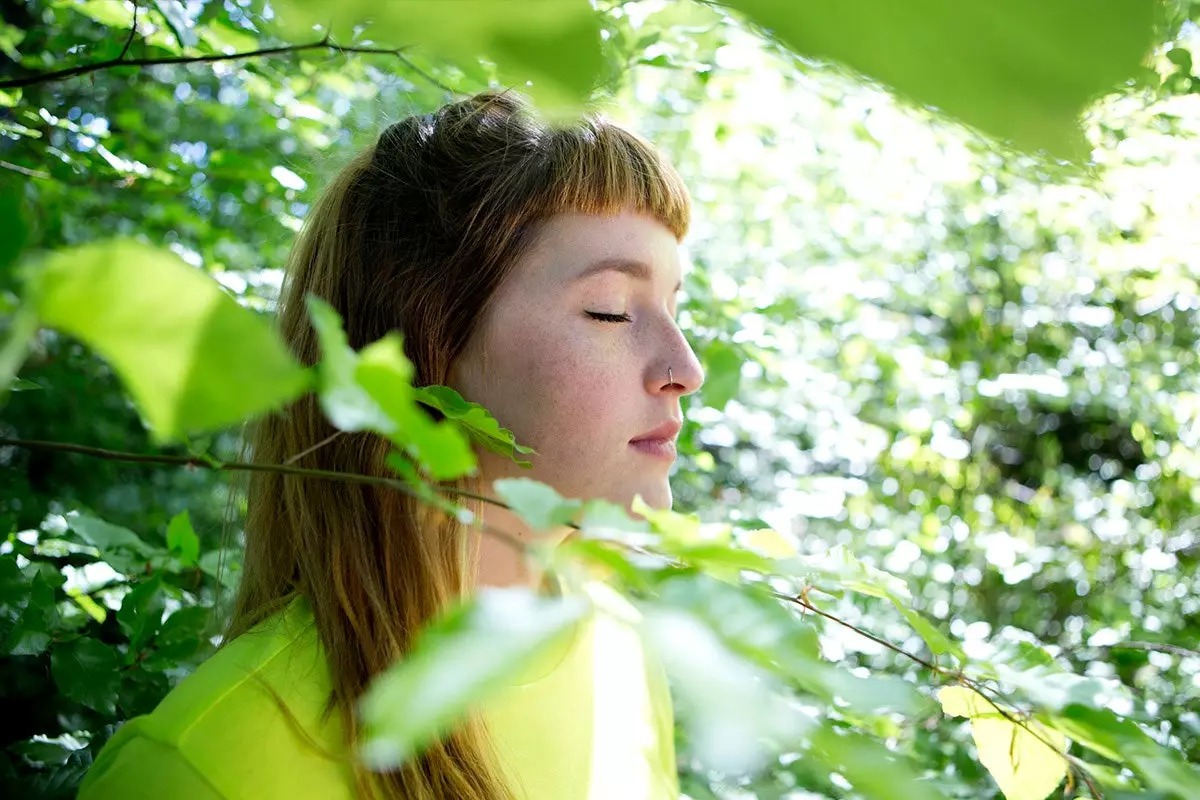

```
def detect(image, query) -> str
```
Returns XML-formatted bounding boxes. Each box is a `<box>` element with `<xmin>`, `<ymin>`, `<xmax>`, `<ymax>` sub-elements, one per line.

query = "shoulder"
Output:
<box><xmin>79</xmin><ymin>599</ymin><xmax>356</xmax><ymax>800</ymax></box>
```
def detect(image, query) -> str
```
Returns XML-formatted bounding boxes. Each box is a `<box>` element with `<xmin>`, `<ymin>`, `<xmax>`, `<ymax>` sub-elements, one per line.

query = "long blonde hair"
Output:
<box><xmin>226</xmin><ymin>90</ymin><xmax>690</xmax><ymax>799</ymax></box>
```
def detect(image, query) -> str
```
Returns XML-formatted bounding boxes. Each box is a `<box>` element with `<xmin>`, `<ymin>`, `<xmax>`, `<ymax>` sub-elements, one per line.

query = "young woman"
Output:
<box><xmin>79</xmin><ymin>90</ymin><xmax>705</xmax><ymax>800</ymax></box>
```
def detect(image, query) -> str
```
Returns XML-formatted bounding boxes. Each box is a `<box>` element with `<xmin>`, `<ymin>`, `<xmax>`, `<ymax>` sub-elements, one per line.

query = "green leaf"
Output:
<box><xmin>356</xmin><ymin>338</ymin><xmax>476</xmax><ymax>480</ymax></box>
<box><xmin>165</xmin><ymin>510</ymin><xmax>200</xmax><ymax>567</ymax></box>
<box><xmin>493</xmin><ymin>478</ymin><xmax>581</xmax><ymax>531</ymax></box>
<box><xmin>51</xmin><ymin>638</ymin><xmax>123</xmax><ymax>715</ymax></box>
<box><xmin>578</xmin><ymin>498</ymin><xmax>651</xmax><ymax>539</ymax></box>
<box><xmin>939</xmin><ymin>686</ymin><xmax>1067</xmax><ymax>800</ymax></box>
<box><xmin>3</xmin><ymin>564</ymin><xmax>62</xmax><ymax>657</ymax></box>
<box><xmin>641</xmin><ymin>602</ymin><xmax>810</xmax><ymax>774</ymax></box>
<box><xmin>723</xmin><ymin>0</ymin><xmax>1157</xmax><ymax>158</ymax></box>
<box><xmin>701</xmin><ymin>339</ymin><xmax>742</xmax><ymax>410</ymax></box>
<box><xmin>993</xmin><ymin>664</ymin><xmax>1132</xmax><ymax>713</ymax></box>
<box><xmin>307</xmin><ymin>295</ymin><xmax>397</xmax><ymax>434</ymax></box>
<box><xmin>69</xmin><ymin>515</ymin><xmax>159</xmax><ymax>574</ymax></box>
<box><xmin>414</xmin><ymin>385</ymin><xmax>535</xmax><ymax>467</ymax></box>
<box><xmin>0</xmin><ymin>305</ymin><xmax>37</xmax><ymax>399</ymax></box>
<box><xmin>28</xmin><ymin>240</ymin><xmax>310</xmax><ymax>442</ymax></box>
<box><xmin>65</xmin><ymin>0</ymin><xmax>136</xmax><ymax>29</ymax></box>
<box><xmin>630</xmin><ymin>494</ymin><xmax>705</xmax><ymax>543</ymax></box>
<box><xmin>274</xmin><ymin>0</ymin><xmax>603</xmax><ymax>108</ymax></box>
<box><xmin>810</xmin><ymin>724</ymin><xmax>945</xmax><ymax>800</ymax></box>
<box><xmin>197</xmin><ymin>20</ymin><xmax>260</xmax><ymax>53</ymax></box>
<box><xmin>359</xmin><ymin>588</ymin><xmax>588</xmax><ymax>768</ymax></box>
<box><xmin>1048</xmin><ymin>705</ymin><xmax>1200</xmax><ymax>799</ymax></box>
<box><xmin>117</xmin><ymin>576</ymin><xmax>166</xmax><ymax>652</ymax></box>
<box><xmin>307</xmin><ymin>297</ymin><xmax>475</xmax><ymax>480</ymax></box>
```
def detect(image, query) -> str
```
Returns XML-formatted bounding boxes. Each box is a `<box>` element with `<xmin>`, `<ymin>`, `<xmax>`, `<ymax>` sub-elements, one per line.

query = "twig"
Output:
<box><xmin>0</xmin><ymin>160</ymin><xmax>51</xmax><ymax>179</ymax></box>
<box><xmin>0</xmin><ymin>436</ymin><xmax>502</xmax><ymax>515</ymax></box>
<box><xmin>118</xmin><ymin>3</ymin><xmax>140</xmax><ymax>62</ymax></box>
<box><xmin>778</xmin><ymin>589</ymin><xmax>1104</xmax><ymax>798</ymax></box>
<box><xmin>0</xmin><ymin>34</ymin><xmax>448</xmax><ymax>92</ymax></box>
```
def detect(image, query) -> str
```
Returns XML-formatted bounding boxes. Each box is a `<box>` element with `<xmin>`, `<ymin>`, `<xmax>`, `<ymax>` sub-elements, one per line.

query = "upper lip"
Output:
<box><xmin>631</xmin><ymin>420</ymin><xmax>682</xmax><ymax>442</ymax></box>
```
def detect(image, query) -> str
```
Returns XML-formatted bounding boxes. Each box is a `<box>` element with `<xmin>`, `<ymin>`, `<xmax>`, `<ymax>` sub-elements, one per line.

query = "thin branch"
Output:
<box><xmin>118</xmin><ymin>3</ymin><xmax>140</xmax><ymax>62</ymax></box>
<box><xmin>779</xmin><ymin>589</ymin><xmax>1104</xmax><ymax>799</ymax></box>
<box><xmin>1110</xmin><ymin>641</ymin><xmax>1200</xmax><ymax>659</ymax></box>
<box><xmin>0</xmin><ymin>160</ymin><xmax>51</xmax><ymax>179</ymax></box>
<box><xmin>0</xmin><ymin>36</ymin><xmax>449</xmax><ymax>92</ymax></box>
<box><xmin>0</xmin><ymin>436</ymin><xmax>503</xmax><ymax>516</ymax></box>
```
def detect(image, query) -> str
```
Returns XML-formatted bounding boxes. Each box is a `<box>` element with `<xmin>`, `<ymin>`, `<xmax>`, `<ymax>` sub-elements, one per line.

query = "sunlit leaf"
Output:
<box><xmin>28</xmin><ymin>240</ymin><xmax>310</xmax><ymax>442</ymax></box>
<box><xmin>274</xmin><ymin>0</ymin><xmax>603</xmax><ymax>108</ymax></box>
<box><xmin>494</xmin><ymin>478</ymin><xmax>581</xmax><ymax>531</ymax></box>
<box><xmin>359</xmin><ymin>588</ymin><xmax>588</xmax><ymax>768</ymax></box>
<box><xmin>723</xmin><ymin>0</ymin><xmax>1157</xmax><ymax>158</ymax></box>
<box><xmin>939</xmin><ymin>686</ymin><xmax>1067</xmax><ymax>800</ymax></box>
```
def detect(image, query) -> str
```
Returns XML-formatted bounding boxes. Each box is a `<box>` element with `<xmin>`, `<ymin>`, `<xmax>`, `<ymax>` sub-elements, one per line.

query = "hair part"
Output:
<box><xmin>225</xmin><ymin>90</ymin><xmax>690</xmax><ymax>800</ymax></box>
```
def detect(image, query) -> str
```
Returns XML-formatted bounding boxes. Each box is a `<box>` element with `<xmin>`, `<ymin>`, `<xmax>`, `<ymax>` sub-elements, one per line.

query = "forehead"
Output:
<box><xmin>514</xmin><ymin>210</ymin><xmax>684</xmax><ymax>288</ymax></box>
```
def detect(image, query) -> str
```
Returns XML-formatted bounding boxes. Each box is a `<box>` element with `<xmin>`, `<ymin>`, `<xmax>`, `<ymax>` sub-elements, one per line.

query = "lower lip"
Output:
<box><xmin>630</xmin><ymin>438</ymin><xmax>677</xmax><ymax>461</ymax></box>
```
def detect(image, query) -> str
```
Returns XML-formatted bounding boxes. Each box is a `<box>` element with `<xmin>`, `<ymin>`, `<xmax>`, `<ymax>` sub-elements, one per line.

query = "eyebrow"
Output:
<box><xmin>574</xmin><ymin>257</ymin><xmax>683</xmax><ymax>293</ymax></box>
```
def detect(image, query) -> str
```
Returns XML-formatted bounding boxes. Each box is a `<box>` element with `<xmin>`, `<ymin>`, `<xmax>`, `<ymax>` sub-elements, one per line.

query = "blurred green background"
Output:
<box><xmin>2</xmin><ymin>1</ymin><xmax>1199</xmax><ymax>798</ymax></box>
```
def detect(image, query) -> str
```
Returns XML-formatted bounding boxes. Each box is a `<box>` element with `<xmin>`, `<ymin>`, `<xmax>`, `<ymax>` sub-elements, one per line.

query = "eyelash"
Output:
<box><xmin>586</xmin><ymin>311</ymin><xmax>633</xmax><ymax>324</ymax></box>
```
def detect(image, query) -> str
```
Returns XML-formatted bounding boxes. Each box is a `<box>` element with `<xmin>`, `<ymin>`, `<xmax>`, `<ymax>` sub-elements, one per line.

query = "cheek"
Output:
<box><xmin>484</xmin><ymin>320</ymin><xmax>630</xmax><ymax>459</ymax></box>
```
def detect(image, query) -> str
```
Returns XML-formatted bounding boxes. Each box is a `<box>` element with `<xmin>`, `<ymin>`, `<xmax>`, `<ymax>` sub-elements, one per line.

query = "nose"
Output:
<box><xmin>649</xmin><ymin>326</ymin><xmax>705</xmax><ymax>397</ymax></box>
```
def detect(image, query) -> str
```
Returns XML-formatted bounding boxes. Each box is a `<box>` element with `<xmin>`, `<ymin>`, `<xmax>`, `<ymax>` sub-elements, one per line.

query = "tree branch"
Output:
<box><xmin>0</xmin><ymin>436</ymin><xmax>500</xmax><ymax>514</ymax></box>
<box><xmin>0</xmin><ymin>36</ymin><xmax>452</xmax><ymax>93</ymax></box>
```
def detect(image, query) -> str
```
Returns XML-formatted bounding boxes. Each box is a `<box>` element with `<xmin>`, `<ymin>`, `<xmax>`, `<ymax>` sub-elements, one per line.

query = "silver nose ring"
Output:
<box><xmin>668</xmin><ymin>367</ymin><xmax>674</xmax><ymax>385</ymax></box>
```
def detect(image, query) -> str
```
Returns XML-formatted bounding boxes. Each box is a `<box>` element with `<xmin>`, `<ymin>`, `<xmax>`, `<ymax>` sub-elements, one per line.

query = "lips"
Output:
<box><xmin>630</xmin><ymin>420</ymin><xmax>682</xmax><ymax>461</ymax></box>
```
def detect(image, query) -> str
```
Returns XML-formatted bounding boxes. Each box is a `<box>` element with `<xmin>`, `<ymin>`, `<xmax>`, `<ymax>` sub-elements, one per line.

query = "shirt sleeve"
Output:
<box><xmin>78</xmin><ymin>721</ymin><xmax>226</xmax><ymax>800</ymax></box>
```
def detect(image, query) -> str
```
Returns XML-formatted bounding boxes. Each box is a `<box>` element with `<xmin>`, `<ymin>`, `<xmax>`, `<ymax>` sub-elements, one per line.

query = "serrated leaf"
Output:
<box><xmin>939</xmin><ymin>686</ymin><xmax>1067</xmax><ymax>800</ymax></box>
<box><xmin>307</xmin><ymin>297</ymin><xmax>475</xmax><ymax>480</ymax></box>
<box><xmin>494</xmin><ymin>478</ymin><xmax>581</xmax><ymax>531</ymax></box>
<box><xmin>165</xmin><ymin>510</ymin><xmax>200</xmax><ymax>567</ymax></box>
<box><xmin>414</xmin><ymin>385</ymin><xmax>535</xmax><ymax>467</ymax></box>
<box><xmin>51</xmin><ymin>638</ymin><xmax>122</xmax><ymax>715</ymax></box>
<box><xmin>29</xmin><ymin>240</ymin><xmax>310</xmax><ymax>442</ymax></box>
<box><xmin>359</xmin><ymin>588</ymin><xmax>587</xmax><ymax>768</ymax></box>
<box><xmin>117</xmin><ymin>576</ymin><xmax>165</xmax><ymax>651</ymax></box>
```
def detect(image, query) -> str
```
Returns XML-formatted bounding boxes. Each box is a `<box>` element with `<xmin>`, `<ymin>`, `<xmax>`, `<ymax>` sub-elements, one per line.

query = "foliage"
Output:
<box><xmin>3</xmin><ymin>1</ymin><xmax>1200</xmax><ymax>800</ymax></box>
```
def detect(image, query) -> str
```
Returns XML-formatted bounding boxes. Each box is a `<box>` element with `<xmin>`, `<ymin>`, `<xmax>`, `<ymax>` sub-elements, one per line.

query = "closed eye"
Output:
<box><xmin>586</xmin><ymin>311</ymin><xmax>633</xmax><ymax>324</ymax></box>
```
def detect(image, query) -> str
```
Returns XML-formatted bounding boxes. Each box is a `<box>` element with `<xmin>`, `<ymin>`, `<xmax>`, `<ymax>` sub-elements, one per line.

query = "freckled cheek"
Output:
<box><xmin>500</xmin><ymin>325</ymin><xmax>626</xmax><ymax>453</ymax></box>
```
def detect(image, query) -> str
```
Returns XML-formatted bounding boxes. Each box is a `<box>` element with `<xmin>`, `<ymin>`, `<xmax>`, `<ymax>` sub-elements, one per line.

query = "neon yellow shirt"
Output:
<box><xmin>78</xmin><ymin>580</ymin><xmax>679</xmax><ymax>800</ymax></box>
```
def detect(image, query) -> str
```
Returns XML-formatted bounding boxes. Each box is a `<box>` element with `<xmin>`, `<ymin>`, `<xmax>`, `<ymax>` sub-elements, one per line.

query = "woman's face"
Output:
<box><xmin>453</xmin><ymin>210</ymin><xmax>705</xmax><ymax>511</ymax></box>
